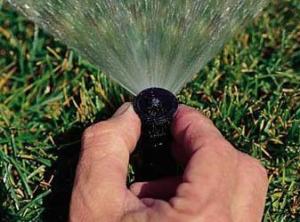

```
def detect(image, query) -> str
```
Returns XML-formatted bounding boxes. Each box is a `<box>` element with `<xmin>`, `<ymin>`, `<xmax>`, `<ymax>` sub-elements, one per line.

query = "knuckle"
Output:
<box><xmin>81</xmin><ymin>120</ymin><xmax>132</xmax><ymax>156</ymax></box>
<box><xmin>252</xmin><ymin>158</ymin><xmax>267</xmax><ymax>176</ymax></box>
<box><xmin>204</xmin><ymin>116</ymin><xmax>216</xmax><ymax>127</ymax></box>
<box><xmin>245</xmin><ymin>156</ymin><xmax>269</xmax><ymax>183</ymax></box>
<box><xmin>212</xmin><ymin>137</ymin><xmax>233</xmax><ymax>150</ymax></box>
<box><xmin>257</xmin><ymin>165</ymin><xmax>268</xmax><ymax>183</ymax></box>
<box><xmin>82</xmin><ymin>125</ymin><xmax>94</xmax><ymax>140</ymax></box>
<box><xmin>81</xmin><ymin>121</ymin><xmax>118</xmax><ymax>149</ymax></box>
<box><xmin>82</xmin><ymin>121</ymin><xmax>112</xmax><ymax>140</ymax></box>
<box><xmin>202</xmin><ymin>136</ymin><xmax>236</xmax><ymax>157</ymax></box>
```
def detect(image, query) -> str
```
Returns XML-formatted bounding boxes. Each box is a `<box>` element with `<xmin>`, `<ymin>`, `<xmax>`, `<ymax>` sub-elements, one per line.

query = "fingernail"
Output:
<box><xmin>113</xmin><ymin>103</ymin><xmax>132</xmax><ymax>117</ymax></box>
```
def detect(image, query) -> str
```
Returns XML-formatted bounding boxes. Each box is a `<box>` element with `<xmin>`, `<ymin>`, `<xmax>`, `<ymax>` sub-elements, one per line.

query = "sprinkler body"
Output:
<box><xmin>133</xmin><ymin>88</ymin><xmax>179</xmax><ymax>181</ymax></box>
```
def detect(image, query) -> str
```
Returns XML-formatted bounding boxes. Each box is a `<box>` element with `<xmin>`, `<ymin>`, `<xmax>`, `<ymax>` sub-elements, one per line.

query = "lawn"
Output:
<box><xmin>0</xmin><ymin>0</ymin><xmax>299</xmax><ymax>221</ymax></box>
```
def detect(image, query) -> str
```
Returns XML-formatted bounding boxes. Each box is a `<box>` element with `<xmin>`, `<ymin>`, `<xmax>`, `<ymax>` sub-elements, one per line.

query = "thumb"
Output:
<box><xmin>70</xmin><ymin>103</ymin><xmax>141</xmax><ymax>221</ymax></box>
<box><xmin>79</xmin><ymin>102</ymin><xmax>141</xmax><ymax>187</ymax></box>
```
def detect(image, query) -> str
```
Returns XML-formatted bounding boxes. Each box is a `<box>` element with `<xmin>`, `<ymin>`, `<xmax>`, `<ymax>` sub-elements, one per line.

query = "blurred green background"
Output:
<box><xmin>0</xmin><ymin>0</ymin><xmax>299</xmax><ymax>221</ymax></box>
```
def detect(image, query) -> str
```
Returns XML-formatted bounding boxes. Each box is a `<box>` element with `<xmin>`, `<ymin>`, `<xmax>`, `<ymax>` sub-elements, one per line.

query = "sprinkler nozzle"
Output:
<box><xmin>133</xmin><ymin>88</ymin><xmax>179</xmax><ymax>181</ymax></box>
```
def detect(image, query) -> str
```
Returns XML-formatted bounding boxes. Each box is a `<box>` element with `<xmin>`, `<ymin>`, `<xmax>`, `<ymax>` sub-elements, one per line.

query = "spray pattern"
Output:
<box><xmin>8</xmin><ymin>0</ymin><xmax>268</xmax><ymax>95</ymax></box>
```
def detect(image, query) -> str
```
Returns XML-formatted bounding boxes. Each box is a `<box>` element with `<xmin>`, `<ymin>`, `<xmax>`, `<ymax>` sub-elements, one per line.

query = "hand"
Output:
<box><xmin>70</xmin><ymin>103</ymin><xmax>268</xmax><ymax>222</ymax></box>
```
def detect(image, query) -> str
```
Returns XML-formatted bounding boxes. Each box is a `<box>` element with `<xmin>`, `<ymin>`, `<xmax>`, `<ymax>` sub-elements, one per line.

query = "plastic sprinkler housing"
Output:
<box><xmin>133</xmin><ymin>88</ymin><xmax>179</xmax><ymax>181</ymax></box>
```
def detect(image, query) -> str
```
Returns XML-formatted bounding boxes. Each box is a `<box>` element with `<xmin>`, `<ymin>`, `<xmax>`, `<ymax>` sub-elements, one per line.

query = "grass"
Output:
<box><xmin>0</xmin><ymin>0</ymin><xmax>299</xmax><ymax>221</ymax></box>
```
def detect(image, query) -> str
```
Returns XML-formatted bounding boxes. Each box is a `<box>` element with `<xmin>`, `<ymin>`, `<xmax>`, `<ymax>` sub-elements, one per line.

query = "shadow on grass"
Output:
<box><xmin>42</xmin><ymin>128</ymin><xmax>83</xmax><ymax>222</ymax></box>
<box><xmin>41</xmin><ymin>104</ymin><xmax>116</xmax><ymax>221</ymax></box>
<box><xmin>41</xmin><ymin>94</ymin><xmax>128</xmax><ymax>221</ymax></box>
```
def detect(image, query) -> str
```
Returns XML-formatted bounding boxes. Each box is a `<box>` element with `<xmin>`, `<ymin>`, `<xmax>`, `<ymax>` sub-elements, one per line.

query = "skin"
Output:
<box><xmin>70</xmin><ymin>103</ymin><xmax>269</xmax><ymax>222</ymax></box>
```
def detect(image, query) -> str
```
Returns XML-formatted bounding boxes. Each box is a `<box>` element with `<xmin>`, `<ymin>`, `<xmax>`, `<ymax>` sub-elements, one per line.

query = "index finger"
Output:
<box><xmin>172</xmin><ymin>105</ymin><xmax>225</xmax><ymax>165</ymax></box>
<box><xmin>170</xmin><ymin>105</ymin><xmax>240</xmax><ymax>210</ymax></box>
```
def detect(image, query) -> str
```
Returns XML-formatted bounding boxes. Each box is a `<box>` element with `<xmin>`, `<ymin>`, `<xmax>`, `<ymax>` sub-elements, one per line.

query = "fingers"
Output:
<box><xmin>170</xmin><ymin>105</ymin><xmax>268</xmax><ymax>222</ymax></box>
<box><xmin>170</xmin><ymin>105</ymin><xmax>240</xmax><ymax>212</ymax></box>
<box><xmin>172</xmin><ymin>105</ymin><xmax>224</xmax><ymax>165</ymax></box>
<box><xmin>232</xmin><ymin>154</ymin><xmax>269</xmax><ymax>222</ymax></box>
<box><xmin>70</xmin><ymin>103</ymin><xmax>142</xmax><ymax>221</ymax></box>
<box><xmin>75</xmin><ymin>102</ymin><xmax>141</xmax><ymax>197</ymax></box>
<box><xmin>130</xmin><ymin>177</ymin><xmax>182</xmax><ymax>200</ymax></box>
<box><xmin>80</xmin><ymin>103</ymin><xmax>141</xmax><ymax>173</ymax></box>
<box><xmin>82</xmin><ymin>102</ymin><xmax>141</xmax><ymax>154</ymax></box>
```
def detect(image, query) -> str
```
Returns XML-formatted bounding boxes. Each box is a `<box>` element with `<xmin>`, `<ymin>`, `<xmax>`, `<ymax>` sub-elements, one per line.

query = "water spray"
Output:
<box><xmin>133</xmin><ymin>88</ymin><xmax>178</xmax><ymax>180</ymax></box>
<box><xmin>7</xmin><ymin>0</ymin><xmax>269</xmax><ymax>181</ymax></box>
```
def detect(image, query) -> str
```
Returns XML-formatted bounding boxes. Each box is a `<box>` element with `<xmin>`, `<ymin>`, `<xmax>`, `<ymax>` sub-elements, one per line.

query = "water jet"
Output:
<box><xmin>7</xmin><ymin>0</ymin><xmax>269</xmax><ymax>180</ymax></box>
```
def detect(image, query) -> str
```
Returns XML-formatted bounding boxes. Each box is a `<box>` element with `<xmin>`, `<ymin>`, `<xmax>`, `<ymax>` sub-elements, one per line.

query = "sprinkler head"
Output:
<box><xmin>134</xmin><ymin>87</ymin><xmax>178</xmax><ymax>143</ymax></box>
<box><xmin>133</xmin><ymin>88</ymin><xmax>179</xmax><ymax>180</ymax></box>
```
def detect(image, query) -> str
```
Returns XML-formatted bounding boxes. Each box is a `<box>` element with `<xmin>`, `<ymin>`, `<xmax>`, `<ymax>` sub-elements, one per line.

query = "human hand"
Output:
<box><xmin>70</xmin><ymin>103</ymin><xmax>268</xmax><ymax>222</ymax></box>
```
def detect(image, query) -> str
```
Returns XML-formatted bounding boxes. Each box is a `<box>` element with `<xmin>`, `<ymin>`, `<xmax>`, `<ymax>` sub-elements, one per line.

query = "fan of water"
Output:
<box><xmin>7</xmin><ymin>0</ymin><xmax>268</xmax><ymax>95</ymax></box>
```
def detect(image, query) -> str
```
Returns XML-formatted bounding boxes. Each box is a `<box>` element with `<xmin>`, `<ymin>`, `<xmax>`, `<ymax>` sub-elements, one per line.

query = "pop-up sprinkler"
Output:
<box><xmin>133</xmin><ymin>88</ymin><xmax>179</xmax><ymax>181</ymax></box>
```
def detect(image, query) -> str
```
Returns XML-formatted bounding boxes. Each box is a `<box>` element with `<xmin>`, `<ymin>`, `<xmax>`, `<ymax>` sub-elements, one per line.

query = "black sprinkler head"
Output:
<box><xmin>133</xmin><ymin>88</ymin><xmax>179</xmax><ymax>181</ymax></box>
<box><xmin>134</xmin><ymin>88</ymin><xmax>178</xmax><ymax>143</ymax></box>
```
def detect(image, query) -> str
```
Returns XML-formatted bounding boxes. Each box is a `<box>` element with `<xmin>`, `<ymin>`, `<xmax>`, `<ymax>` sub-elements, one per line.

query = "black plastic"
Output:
<box><xmin>133</xmin><ymin>88</ymin><xmax>179</xmax><ymax>181</ymax></box>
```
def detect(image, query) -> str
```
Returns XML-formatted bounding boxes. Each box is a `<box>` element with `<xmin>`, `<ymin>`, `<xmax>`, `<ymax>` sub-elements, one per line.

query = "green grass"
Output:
<box><xmin>0</xmin><ymin>0</ymin><xmax>299</xmax><ymax>221</ymax></box>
